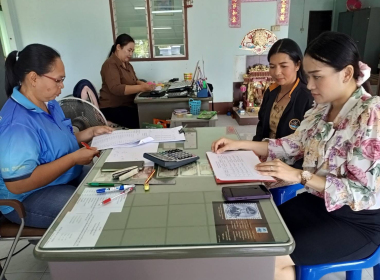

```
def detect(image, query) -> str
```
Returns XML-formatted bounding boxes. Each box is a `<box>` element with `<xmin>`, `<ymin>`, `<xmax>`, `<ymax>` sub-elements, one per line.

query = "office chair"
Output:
<box><xmin>270</xmin><ymin>183</ymin><xmax>304</xmax><ymax>206</ymax></box>
<box><xmin>0</xmin><ymin>200</ymin><xmax>46</xmax><ymax>280</ymax></box>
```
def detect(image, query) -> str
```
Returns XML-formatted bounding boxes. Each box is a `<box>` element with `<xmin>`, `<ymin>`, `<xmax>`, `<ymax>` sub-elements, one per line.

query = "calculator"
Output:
<box><xmin>143</xmin><ymin>149</ymin><xmax>199</xmax><ymax>169</ymax></box>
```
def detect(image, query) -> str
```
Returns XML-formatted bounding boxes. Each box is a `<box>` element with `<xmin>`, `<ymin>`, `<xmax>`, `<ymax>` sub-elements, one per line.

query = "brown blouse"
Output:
<box><xmin>269</xmin><ymin>102</ymin><xmax>286</xmax><ymax>139</ymax></box>
<box><xmin>268</xmin><ymin>79</ymin><xmax>299</xmax><ymax>138</ymax></box>
<box><xmin>99</xmin><ymin>53</ymin><xmax>138</xmax><ymax>108</ymax></box>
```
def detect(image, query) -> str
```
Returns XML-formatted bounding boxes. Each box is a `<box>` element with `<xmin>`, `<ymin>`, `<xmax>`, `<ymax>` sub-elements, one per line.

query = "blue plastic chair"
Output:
<box><xmin>269</xmin><ymin>183</ymin><xmax>304</xmax><ymax>206</ymax></box>
<box><xmin>296</xmin><ymin>246</ymin><xmax>380</xmax><ymax>280</ymax></box>
<box><xmin>273</xmin><ymin>184</ymin><xmax>380</xmax><ymax>280</ymax></box>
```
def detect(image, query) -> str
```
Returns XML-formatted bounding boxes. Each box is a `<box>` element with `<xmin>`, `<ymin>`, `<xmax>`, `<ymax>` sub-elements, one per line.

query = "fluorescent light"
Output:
<box><xmin>134</xmin><ymin>6</ymin><xmax>145</xmax><ymax>10</ymax></box>
<box><xmin>152</xmin><ymin>10</ymin><xmax>182</xmax><ymax>14</ymax></box>
<box><xmin>153</xmin><ymin>27</ymin><xmax>172</xmax><ymax>30</ymax></box>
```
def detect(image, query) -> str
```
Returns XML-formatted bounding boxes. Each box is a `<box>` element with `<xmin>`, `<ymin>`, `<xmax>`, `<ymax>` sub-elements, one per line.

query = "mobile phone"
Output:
<box><xmin>222</xmin><ymin>185</ymin><xmax>271</xmax><ymax>201</ymax></box>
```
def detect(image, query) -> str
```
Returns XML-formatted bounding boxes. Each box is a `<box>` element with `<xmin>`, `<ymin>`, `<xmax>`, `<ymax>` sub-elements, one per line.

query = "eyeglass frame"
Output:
<box><xmin>41</xmin><ymin>74</ymin><xmax>65</xmax><ymax>85</ymax></box>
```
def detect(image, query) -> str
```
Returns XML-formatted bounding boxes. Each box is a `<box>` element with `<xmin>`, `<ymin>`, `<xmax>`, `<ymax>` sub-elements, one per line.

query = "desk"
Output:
<box><xmin>34</xmin><ymin>127</ymin><xmax>294</xmax><ymax>280</ymax></box>
<box><xmin>134</xmin><ymin>93</ymin><xmax>212</xmax><ymax>127</ymax></box>
<box><xmin>170</xmin><ymin>112</ymin><xmax>218</xmax><ymax>127</ymax></box>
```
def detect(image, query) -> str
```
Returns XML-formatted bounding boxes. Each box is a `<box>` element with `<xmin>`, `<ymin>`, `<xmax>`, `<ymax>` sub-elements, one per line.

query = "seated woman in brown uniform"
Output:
<box><xmin>254</xmin><ymin>38</ymin><xmax>314</xmax><ymax>169</ymax></box>
<box><xmin>99</xmin><ymin>34</ymin><xmax>155</xmax><ymax>128</ymax></box>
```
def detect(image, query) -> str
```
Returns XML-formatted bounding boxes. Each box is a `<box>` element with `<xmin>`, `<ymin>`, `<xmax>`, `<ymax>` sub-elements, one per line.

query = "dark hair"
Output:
<box><xmin>305</xmin><ymin>31</ymin><xmax>372</xmax><ymax>94</ymax></box>
<box><xmin>268</xmin><ymin>38</ymin><xmax>307</xmax><ymax>84</ymax></box>
<box><xmin>5</xmin><ymin>44</ymin><xmax>60</xmax><ymax>97</ymax></box>
<box><xmin>108</xmin><ymin>33</ymin><xmax>135</xmax><ymax>57</ymax></box>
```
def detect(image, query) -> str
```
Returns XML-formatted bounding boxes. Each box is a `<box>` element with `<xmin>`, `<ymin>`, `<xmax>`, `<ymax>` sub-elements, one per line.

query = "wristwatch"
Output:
<box><xmin>301</xmin><ymin>171</ymin><xmax>313</xmax><ymax>185</ymax></box>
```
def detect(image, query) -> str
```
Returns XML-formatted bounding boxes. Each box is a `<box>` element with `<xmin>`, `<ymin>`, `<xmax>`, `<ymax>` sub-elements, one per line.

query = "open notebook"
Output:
<box><xmin>206</xmin><ymin>151</ymin><xmax>275</xmax><ymax>184</ymax></box>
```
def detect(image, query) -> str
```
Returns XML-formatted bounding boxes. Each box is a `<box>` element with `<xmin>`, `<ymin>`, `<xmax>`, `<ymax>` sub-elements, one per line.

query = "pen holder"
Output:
<box><xmin>197</xmin><ymin>88</ymin><xmax>208</xmax><ymax>98</ymax></box>
<box><xmin>189</xmin><ymin>98</ymin><xmax>201</xmax><ymax>115</ymax></box>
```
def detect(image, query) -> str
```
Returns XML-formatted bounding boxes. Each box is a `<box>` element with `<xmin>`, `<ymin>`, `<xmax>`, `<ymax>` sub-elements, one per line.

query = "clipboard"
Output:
<box><xmin>206</xmin><ymin>151</ymin><xmax>276</xmax><ymax>184</ymax></box>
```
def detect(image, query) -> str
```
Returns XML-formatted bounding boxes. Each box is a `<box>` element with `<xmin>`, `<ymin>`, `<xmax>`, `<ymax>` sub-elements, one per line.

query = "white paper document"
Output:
<box><xmin>44</xmin><ymin>212</ymin><xmax>109</xmax><ymax>248</ymax></box>
<box><xmin>120</xmin><ymin>136</ymin><xmax>154</xmax><ymax>148</ymax></box>
<box><xmin>91</xmin><ymin>126</ymin><xmax>186</xmax><ymax>150</ymax></box>
<box><xmin>105</xmin><ymin>143</ymin><xmax>159</xmax><ymax>166</ymax></box>
<box><xmin>71</xmin><ymin>188</ymin><xmax>127</xmax><ymax>214</ymax></box>
<box><xmin>206</xmin><ymin>151</ymin><xmax>275</xmax><ymax>182</ymax></box>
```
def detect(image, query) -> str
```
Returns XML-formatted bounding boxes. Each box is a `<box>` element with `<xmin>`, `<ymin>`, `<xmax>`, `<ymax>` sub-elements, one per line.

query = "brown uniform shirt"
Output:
<box><xmin>99</xmin><ymin>53</ymin><xmax>138</xmax><ymax>108</ymax></box>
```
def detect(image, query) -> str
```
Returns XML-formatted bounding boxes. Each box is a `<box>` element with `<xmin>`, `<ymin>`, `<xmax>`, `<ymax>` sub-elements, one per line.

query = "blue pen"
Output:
<box><xmin>96</xmin><ymin>184</ymin><xmax>135</xmax><ymax>194</ymax></box>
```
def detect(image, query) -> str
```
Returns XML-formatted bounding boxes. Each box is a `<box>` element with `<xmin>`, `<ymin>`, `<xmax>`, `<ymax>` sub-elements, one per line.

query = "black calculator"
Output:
<box><xmin>143</xmin><ymin>149</ymin><xmax>199</xmax><ymax>169</ymax></box>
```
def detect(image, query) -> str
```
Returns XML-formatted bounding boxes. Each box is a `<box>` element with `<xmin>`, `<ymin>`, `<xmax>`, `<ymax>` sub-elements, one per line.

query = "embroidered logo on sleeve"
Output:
<box><xmin>289</xmin><ymin>119</ymin><xmax>300</xmax><ymax>130</ymax></box>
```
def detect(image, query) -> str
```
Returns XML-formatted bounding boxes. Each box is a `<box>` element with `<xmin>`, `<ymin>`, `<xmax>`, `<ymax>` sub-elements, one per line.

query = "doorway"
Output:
<box><xmin>307</xmin><ymin>10</ymin><xmax>333</xmax><ymax>45</ymax></box>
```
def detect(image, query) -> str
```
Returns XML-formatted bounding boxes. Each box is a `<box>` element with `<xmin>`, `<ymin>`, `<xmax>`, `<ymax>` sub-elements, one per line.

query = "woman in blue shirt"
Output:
<box><xmin>0</xmin><ymin>44</ymin><xmax>113</xmax><ymax>228</ymax></box>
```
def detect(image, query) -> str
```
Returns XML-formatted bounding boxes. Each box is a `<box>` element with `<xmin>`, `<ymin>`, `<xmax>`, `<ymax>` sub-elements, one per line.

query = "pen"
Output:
<box><xmin>96</xmin><ymin>184</ymin><xmax>135</xmax><ymax>194</ymax></box>
<box><xmin>144</xmin><ymin>169</ymin><xmax>156</xmax><ymax>191</ymax></box>
<box><xmin>81</xmin><ymin>141</ymin><xmax>100</xmax><ymax>157</ymax></box>
<box><xmin>100</xmin><ymin>191</ymin><xmax>127</xmax><ymax>205</ymax></box>
<box><xmin>179</xmin><ymin>124</ymin><xmax>187</xmax><ymax>134</ymax></box>
<box><xmin>100</xmin><ymin>187</ymin><xmax>134</xmax><ymax>205</ymax></box>
<box><xmin>88</xmin><ymin>183</ymin><xmax>120</xmax><ymax>186</ymax></box>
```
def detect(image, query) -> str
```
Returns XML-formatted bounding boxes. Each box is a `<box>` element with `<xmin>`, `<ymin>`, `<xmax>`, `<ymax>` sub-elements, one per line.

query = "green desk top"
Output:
<box><xmin>34</xmin><ymin>127</ymin><xmax>294</xmax><ymax>261</ymax></box>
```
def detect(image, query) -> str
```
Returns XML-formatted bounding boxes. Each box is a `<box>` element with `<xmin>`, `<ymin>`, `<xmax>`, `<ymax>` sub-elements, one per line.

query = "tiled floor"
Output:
<box><xmin>0</xmin><ymin>115</ymin><xmax>375</xmax><ymax>280</ymax></box>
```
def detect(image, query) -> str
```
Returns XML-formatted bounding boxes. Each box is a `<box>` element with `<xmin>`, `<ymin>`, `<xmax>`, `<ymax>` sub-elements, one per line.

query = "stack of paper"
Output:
<box><xmin>105</xmin><ymin>143</ymin><xmax>159</xmax><ymax>166</ymax></box>
<box><xmin>206</xmin><ymin>151</ymin><xmax>275</xmax><ymax>183</ymax></box>
<box><xmin>44</xmin><ymin>188</ymin><xmax>129</xmax><ymax>248</ymax></box>
<box><xmin>91</xmin><ymin>126</ymin><xmax>186</xmax><ymax>150</ymax></box>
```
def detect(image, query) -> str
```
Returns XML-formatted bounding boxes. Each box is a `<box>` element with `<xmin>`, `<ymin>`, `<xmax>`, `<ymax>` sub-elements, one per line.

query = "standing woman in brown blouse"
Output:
<box><xmin>99</xmin><ymin>34</ymin><xmax>155</xmax><ymax>128</ymax></box>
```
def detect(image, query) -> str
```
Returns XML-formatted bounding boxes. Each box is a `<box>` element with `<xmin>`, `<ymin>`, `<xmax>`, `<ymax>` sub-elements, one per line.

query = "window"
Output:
<box><xmin>109</xmin><ymin>0</ymin><xmax>188</xmax><ymax>61</ymax></box>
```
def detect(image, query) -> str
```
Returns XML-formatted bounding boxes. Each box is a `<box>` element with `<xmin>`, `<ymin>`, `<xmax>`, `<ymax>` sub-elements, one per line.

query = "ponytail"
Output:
<box><xmin>5</xmin><ymin>51</ymin><xmax>19</xmax><ymax>97</ymax></box>
<box><xmin>4</xmin><ymin>44</ymin><xmax>60</xmax><ymax>98</ymax></box>
<box><xmin>108</xmin><ymin>44</ymin><xmax>116</xmax><ymax>58</ymax></box>
<box><xmin>108</xmin><ymin>33</ymin><xmax>135</xmax><ymax>58</ymax></box>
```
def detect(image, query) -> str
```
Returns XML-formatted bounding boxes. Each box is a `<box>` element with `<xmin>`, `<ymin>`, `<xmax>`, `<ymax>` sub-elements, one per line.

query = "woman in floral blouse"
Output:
<box><xmin>212</xmin><ymin>31</ymin><xmax>380</xmax><ymax>280</ymax></box>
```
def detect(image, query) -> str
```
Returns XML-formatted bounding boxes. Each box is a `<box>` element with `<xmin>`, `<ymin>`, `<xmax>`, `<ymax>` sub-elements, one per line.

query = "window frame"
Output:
<box><xmin>109</xmin><ymin>0</ymin><xmax>189</xmax><ymax>62</ymax></box>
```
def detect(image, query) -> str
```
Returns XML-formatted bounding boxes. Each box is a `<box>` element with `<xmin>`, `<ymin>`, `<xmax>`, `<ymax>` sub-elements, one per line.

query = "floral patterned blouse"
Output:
<box><xmin>267</xmin><ymin>87</ymin><xmax>380</xmax><ymax>212</ymax></box>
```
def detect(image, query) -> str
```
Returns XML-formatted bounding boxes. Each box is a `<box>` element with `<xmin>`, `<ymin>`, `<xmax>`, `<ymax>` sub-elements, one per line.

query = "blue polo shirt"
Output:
<box><xmin>0</xmin><ymin>87</ymin><xmax>82</xmax><ymax>214</ymax></box>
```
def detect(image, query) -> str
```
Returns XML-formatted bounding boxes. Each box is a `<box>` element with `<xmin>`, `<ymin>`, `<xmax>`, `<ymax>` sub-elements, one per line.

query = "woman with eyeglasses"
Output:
<box><xmin>0</xmin><ymin>44</ymin><xmax>112</xmax><ymax>229</ymax></box>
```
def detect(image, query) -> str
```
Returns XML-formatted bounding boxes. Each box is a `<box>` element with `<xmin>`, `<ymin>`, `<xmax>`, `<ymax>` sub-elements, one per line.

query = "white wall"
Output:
<box><xmin>289</xmin><ymin>0</ymin><xmax>335</xmax><ymax>53</ymax></box>
<box><xmin>133</xmin><ymin>0</ymin><xmax>288</xmax><ymax>103</ymax></box>
<box><xmin>3</xmin><ymin>0</ymin><xmax>113</xmax><ymax>98</ymax></box>
<box><xmin>4</xmin><ymin>0</ymin><xmax>288</xmax><ymax>103</ymax></box>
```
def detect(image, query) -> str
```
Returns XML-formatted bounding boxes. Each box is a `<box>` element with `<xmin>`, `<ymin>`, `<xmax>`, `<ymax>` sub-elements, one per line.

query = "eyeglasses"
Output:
<box><xmin>42</xmin><ymin>74</ymin><xmax>65</xmax><ymax>85</ymax></box>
